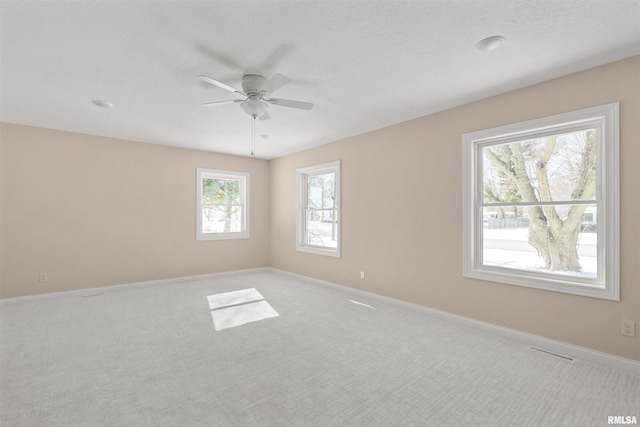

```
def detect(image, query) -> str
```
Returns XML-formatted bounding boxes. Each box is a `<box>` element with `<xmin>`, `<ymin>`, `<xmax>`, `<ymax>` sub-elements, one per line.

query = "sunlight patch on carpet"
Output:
<box><xmin>207</xmin><ymin>288</ymin><xmax>279</xmax><ymax>331</ymax></box>
<box><xmin>349</xmin><ymin>299</ymin><xmax>375</xmax><ymax>309</ymax></box>
<box><xmin>210</xmin><ymin>300</ymin><xmax>279</xmax><ymax>331</ymax></box>
<box><xmin>207</xmin><ymin>288</ymin><xmax>264</xmax><ymax>310</ymax></box>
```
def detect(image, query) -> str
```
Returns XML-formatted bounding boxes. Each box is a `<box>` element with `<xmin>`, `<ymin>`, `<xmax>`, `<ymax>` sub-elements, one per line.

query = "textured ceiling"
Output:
<box><xmin>1</xmin><ymin>0</ymin><xmax>639</xmax><ymax>159</ymax></box>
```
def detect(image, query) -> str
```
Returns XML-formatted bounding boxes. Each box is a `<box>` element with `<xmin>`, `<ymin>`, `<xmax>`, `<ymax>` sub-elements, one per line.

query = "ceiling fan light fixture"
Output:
<box><xmin>241</xmin><ymin>98</ymin><xmax>268</xmax><ymax>117</ymax></box>
<box><xmin>476</xmin><ymin>35</ymin><xmax>505</xmax><ymax>52</ymax></box>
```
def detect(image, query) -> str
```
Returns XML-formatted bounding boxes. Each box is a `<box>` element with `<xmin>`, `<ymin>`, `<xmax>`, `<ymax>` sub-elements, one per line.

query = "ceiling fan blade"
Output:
<box><xmin>260</xmin><ymin>74</ymin><xmax>289</xmax><ymax>95</ymax></box>
<box><xmin>201</xmin><ymin>99</ymin><xmax>244</xmax><ymax>107</ymax></box>
<box><xmin>198</xmin><ymin>75</ymin><xmax>245</xmax><ymax>95</ymax></box>
<box><xmin>259</xmin><ymin>111</ymin><xmax>270</xmax><ymax>120</ymax></box>
<box><xmin>267</xmin><ymin>98</ymin><xmax>313</xmax><ymax>110</ymax></box>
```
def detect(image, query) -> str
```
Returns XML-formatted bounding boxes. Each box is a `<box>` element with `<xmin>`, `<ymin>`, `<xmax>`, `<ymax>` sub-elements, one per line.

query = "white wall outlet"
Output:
<box><xmin>621</xmin><ymin>320</ymin><xmax>635</xmax><ymax>337</ymax></box>
<box><xmin>39</xmin><ymin>273</ymin><xmax>48</xmax><ymax>282</ymax></box>
<box><xmin>360</xmin><ymin>271</ymin><xmax>365</xmax><ymax>279</ymax></box>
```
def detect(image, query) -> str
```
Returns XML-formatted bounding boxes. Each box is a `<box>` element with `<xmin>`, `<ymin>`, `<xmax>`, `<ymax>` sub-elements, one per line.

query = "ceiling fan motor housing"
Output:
<box><xmin>242</xmin><ymin>74</ymin><xmax>267</xmax><ymax>95</ymax></box>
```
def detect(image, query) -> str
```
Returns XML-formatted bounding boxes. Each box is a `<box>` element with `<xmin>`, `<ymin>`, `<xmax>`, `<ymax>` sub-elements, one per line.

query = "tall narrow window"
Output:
<box><xmin>462</xmin><ymin>103</ymin><xmax>619</xmax><ymax>300</ymax></box>
<box><xmin>196</xmin><ymin>168</ymin><xmax>249</xmax><ymax>241</ymax></box>
<box><xmin>297</xmin><ymin>160</ymin><xmax>340</xmax><ymax>257</ymax></box>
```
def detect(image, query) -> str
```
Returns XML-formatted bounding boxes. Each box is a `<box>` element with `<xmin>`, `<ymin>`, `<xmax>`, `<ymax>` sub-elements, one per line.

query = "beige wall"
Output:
<box><xmin>269</xmin><ymin>56</ymin><xmax>640</xmax><ymax>361</ymax></box>
<box><xmin>1</xmin><ymin>57</ymin><xmax>638</xmax><ymax>360</ymax></box>
<box><xmin>0</xmin><ymin>124</ymin><xmax>270</xmax><ymax>298</ymax></box>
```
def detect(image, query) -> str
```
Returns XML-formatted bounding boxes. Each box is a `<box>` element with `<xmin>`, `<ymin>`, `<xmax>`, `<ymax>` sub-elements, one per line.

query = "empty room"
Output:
<box><xmin>1</xmin><ymin>1</ymin><xmax>639</xmax><ymax>426</ymax></box>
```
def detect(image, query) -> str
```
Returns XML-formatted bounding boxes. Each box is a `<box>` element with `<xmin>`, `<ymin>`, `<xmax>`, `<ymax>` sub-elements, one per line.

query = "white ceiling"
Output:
<box><xmin>1</xmin><ymin>1</ymin><xmax>639</xmax><ymax>159</ymax></box>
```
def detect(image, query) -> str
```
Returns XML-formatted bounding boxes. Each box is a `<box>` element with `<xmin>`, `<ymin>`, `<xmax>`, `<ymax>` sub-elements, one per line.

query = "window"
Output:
<box><xmin>462</xmin><ymin>103</ymin><xmax>619</xmax><ymax>300</ymax></box>
<box><xmin>297</xmin><ymin>160</ymin><xmax>340</xmax><ymax>257</ymax></box>
<box><xmin>196</xmin><ymin>168</ymin><xmax>249</xmax><ymax>241</ymax></box>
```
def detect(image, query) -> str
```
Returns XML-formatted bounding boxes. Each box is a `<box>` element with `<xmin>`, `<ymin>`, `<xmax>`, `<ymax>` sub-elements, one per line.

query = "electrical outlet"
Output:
<box><xmin>621</xmin><ymin>320</ymin><xmax>635</xmax><ymax>337</ymax></box>
<box><xmin>39</xmin><ymin>273</ymin><xmax>48</xmax><ymax>282</ymax></box>
<box><xmin>360</xmin><ymin>271</ymin><xmax>365</xmax><ymax>279</ymax></box>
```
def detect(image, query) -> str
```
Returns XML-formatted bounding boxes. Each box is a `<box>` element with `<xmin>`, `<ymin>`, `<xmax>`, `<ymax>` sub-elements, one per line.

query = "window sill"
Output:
<box><xmin>463</xmin><ymin>266</ymin><xmax>618</xmax><ymax>301</ymax></box>
<box><xmin>296</xmin><ymin>245</ymin><xmax>340</xmax><ymax>258</ymax></box>
<box><xmin>197</xmin><ymin>233</ymin><xmax>250</xmax><ymax>241</ymax></box>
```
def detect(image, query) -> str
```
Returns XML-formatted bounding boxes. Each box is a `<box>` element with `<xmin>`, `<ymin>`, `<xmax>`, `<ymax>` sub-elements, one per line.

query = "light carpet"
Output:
<box><xmin>1</xmin><ymin>271</ymin><xmax>638</xmax><ymax>426</ymax></box>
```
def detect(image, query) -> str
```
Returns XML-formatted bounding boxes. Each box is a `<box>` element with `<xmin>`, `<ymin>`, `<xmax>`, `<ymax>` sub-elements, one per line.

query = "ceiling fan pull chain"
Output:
<box><xmin>251</xmin><ymin>115</ymin><xmax>256</xmax><ymax>158</ymax></box>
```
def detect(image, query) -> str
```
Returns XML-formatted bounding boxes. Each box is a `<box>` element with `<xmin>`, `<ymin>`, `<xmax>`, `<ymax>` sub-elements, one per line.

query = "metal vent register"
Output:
<box><xmin>529</xmin><ymin>346</ymin><xmax>575</xmax><ymax>362</ymax></box>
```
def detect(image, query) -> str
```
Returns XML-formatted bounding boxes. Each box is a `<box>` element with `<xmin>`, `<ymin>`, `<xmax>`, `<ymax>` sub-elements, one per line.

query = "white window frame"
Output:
<box><xmin>296</xmin><ymin>160</ymin><xmax>341</xmax><ymax>257</ymax></box>
<box><xmin>196</xmin><ymin>168</ymin><xmax>250</xmax><ymax>241</ymax></box>
<box><xmin>462</xmin><ymin>103</ymin><xmax>619</xmax><ymax>300</ymax></box>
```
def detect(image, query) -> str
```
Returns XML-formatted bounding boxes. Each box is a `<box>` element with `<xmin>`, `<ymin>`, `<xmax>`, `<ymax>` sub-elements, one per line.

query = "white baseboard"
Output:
<box><xmin>0</xmin><ymin>267</ymin><xmax>270</xmax><ymax>306</ymax></box>
<box><xmin>270</xmin><ymin>268</ymin><xmax>640</xmax><ymax>376</ymax></box>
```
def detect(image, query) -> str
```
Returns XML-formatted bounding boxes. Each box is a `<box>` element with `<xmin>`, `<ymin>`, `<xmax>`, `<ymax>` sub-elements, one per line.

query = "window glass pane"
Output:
<box><xmin>307</xmin><ymin>173</ymin><xmax>336</xmax><ymax>209</ymax></box>
<box><xmin>305</xmin><ymin>210</ymin><xmax>338</xmax><ymax>248</ymax></box>
<box><xmin>482</xmin><ymin>129</ymin><xmax>597</xmax><ymax>204</ymax></box>
<box><xmin>481</xmin><ymin>205</ymin><xmax>597</xmax><ymax>278</ymax></box>
<box><xmin>201</xmin><ymin>205</ymin><xmax>242</xmax><ymax>233</ymax></box>
<box><xmin>202</xmin><ymin>178</ymin><xmax>241</xmax><ymax>205</ymax></box>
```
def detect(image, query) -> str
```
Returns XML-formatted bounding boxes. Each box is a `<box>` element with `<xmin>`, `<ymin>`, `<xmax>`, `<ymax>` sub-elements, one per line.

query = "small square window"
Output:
<box><xmin>196</xmin><ymin>168</ymin><xmax>249</xmax><ymax>241</ymax></box>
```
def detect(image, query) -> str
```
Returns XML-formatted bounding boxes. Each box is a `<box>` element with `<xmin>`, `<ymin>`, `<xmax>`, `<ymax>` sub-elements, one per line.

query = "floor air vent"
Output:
<box><xmin>529</xmin><ymin>346</ymin><xmax>575</xmax><ymax>362</ymax></box>
<box><xmin>81</xmin><ymin>293</ymin><xmax>105</xmax><ymax>298</ymax></box>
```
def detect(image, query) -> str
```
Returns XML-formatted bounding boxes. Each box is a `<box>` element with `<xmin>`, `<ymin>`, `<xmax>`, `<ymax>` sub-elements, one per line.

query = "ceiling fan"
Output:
<box><xmin>198</xmin><ymin>73</ymin><xmax>313</xmax><ymax>120</ymax></box>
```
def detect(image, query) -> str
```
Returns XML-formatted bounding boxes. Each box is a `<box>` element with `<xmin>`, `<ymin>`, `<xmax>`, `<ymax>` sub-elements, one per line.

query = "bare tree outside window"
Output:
<box><xmin>202</xmin><ymin>178</ymin><xmax>242</xmax><ymax>233</ymax></box>
<box><xmin>482</xmin><ymin>129</ymin><xmax>597</xmax><ymax>276</ymax></box>
<box><xmin>305</xmin><ymin>172</ymin><xmax>337</xmax><ymax>248</ymax></box>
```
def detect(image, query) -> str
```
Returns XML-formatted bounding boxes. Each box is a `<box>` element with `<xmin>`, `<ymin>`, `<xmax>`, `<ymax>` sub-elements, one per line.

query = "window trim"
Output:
<box><xmin>462</xmin><ymin>103</ymin><xmax>619</xmax><ymax>300</ymax></box>
<box><xmin>196</xmin><ymin>168</ymin><xmax>250</xmax><ymax>241</ymax></box>
<box><xmin>296</xmin><ymin>160</ymin><xmax>341</xmax><ymax>257</ymax></box>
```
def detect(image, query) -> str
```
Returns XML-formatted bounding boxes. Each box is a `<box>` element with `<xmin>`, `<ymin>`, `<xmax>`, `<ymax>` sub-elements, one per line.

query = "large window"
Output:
<box><xmin>462</xmin><ymin>103</ymin><xmax>619</xmax><ymax>300</ymax></box>
<box><xmin>196</xmin><ymin>168</ymin><xmax>249</xmax><ymax>241</ymax></box>
<box><xmin>297</xmin><ymin>160</ymin><xmax>340</xmax><ymax>257</ymax></box>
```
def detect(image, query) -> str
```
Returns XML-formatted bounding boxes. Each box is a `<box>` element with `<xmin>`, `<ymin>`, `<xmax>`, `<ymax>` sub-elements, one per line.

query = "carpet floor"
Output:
<box><xmin>1</xmin><ymin>271</ymin><xmax>638</xmax><ymax>426</ymax></box>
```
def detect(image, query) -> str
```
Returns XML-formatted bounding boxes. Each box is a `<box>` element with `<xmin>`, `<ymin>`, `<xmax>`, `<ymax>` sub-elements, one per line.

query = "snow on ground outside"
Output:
<box><xmin>482</xmin><ymin>227</ymin><xmax>597</xmax><ymax>277</ymax></box>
